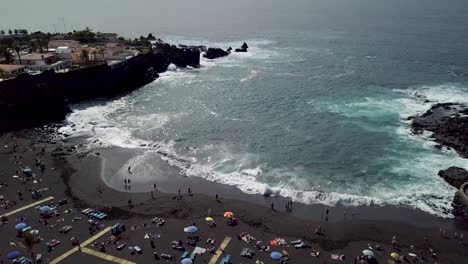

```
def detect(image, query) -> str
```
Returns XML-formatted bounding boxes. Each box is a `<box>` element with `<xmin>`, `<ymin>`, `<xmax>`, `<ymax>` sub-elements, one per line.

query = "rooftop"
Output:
<box><xmin>0</xmin><ymin>64</ymin><xmax>25</xmax><ymax>72</ymax></box>
<box><xmin>20</xmin><ymin>53</ymin><xmax>56</xmax><ymax>61</ymax></box>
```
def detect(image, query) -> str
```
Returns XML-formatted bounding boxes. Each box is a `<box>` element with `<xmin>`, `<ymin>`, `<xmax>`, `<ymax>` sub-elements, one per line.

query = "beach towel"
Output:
<box><xmin>331</xmin><ymin>254</ymin><xmax>345</xmax><ymax>260</ymax></box>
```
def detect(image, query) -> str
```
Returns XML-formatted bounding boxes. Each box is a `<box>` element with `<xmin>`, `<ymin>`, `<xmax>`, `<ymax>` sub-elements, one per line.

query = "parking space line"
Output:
<box><xmin>50</xmin><ymin>226</ymin><xmax>112</xmax><ymax>264</ymax></box>
<box><xmin>81</xmin><ymin>248</ymin><xmax>136</xmax><ymax>264</ymax></box>
<box><xmin>209</xmin><ymin>236</ymin><xmax>232</xmax><ymax>264</ymax></box>
<box><xmin>1</xmin><ymin>196</ymin><xmax>54</xmax><ymax>217</ymax></box>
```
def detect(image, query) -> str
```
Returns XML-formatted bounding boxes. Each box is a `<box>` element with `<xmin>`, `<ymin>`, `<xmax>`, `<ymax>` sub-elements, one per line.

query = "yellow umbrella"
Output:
<box><xmin>205</xmin><ymin>217</ymin><xmax>214</xmax><ymax>222</ymax></box>
<box><xmin>390</xmin><ymin>253</ymin><xmax>400</xmax><ymax>260</ymax></box>
<box><xmin>224</xmin><ymin>212</ymin><xmax>234</xmax><ymax>218</ymax></box>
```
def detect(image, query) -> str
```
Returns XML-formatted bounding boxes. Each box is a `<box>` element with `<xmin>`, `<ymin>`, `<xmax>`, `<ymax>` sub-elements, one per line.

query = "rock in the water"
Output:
<box><xmin>411</xmin><ymin>103</ymin><xmax>468</xmax><ymax>158</ymax></box>
<box><xmin>203</xmin><ymin>48</ymin><xmax>229</xmax><ymax>59</ymax></box>
<box><xmin>235</xmin><ymin>42</ymin><xmax>249</xmax><ymax>52</ymax></box>
<box><xmin>438</xmin><ymin>167</ymin><xmax>468</xmax><ymax>189</ymax></box>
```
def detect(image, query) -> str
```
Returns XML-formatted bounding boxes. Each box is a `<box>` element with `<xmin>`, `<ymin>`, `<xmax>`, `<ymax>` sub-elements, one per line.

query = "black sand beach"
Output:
<box><xmin>0</xmin><ymin>127</ymin><xmax>467</xmax><ymax>264</ymax></box>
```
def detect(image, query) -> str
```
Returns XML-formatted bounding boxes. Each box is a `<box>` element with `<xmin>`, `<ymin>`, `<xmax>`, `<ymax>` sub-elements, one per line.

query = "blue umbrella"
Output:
<box><xmin>40</xmin><ymin>206</ymin><xmax>51</xmax><ymax>213</ymax></box>
<box><xmin>181</xmin><ymin>258</ymin><xmax>193</xmax><ymax>264</ymax></box>
<box><xmin>271</xmin><ymin>252</ymin><xmax>282</xmax><ymax>260</ymax></box>
<box><xmin>15</xmin><ymin>223</ymin><xmax>27</xmax><ymax>230</ymax></box>
<box><xmin>7</xmin><ymin>251</ymin><xmax>21</xmax><ymax>259</ymax></box>
<box><xmin>183</xmin><ymin>226</ymin><xmax>198</xmax><ymax>233</ymax></box>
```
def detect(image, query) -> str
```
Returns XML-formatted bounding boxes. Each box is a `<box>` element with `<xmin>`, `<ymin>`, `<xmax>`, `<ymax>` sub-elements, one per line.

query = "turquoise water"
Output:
<box><xmin>61</xmin><ymin>2</ymin><xmax>468</xmax><ymax>217</ymax></box>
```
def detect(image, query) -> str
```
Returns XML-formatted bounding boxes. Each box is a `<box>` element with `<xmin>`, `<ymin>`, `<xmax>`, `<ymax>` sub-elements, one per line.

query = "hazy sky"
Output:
<box><xmin>1</xmin><ymin>0</ymin><xmax>467</xmax><ymax>39</ymax></box>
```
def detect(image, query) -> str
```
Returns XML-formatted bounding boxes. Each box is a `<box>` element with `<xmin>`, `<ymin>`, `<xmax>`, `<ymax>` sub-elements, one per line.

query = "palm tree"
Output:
<box><xmin>14</xmin><ymin>29</ymin><xmax>18</xmax><ymax>35</ymax></box>
<box><xmin>0</xmin><ymin>30</ymin><xmax>4</xmax><ymax>35</ymax></box>
<box><xmin>8</xmin><ymin>29</ymin><xmax>12</xmax><ymax>35</ymax></box>
<box><xmin>0</xmin><ymin>68</ymin><xmax>5</xmax><ymax>79</ymax></box>
<box><xmin>13</xmin><ymin>43</ymin><xmax>22</xmax><ymax>64</ymax></box>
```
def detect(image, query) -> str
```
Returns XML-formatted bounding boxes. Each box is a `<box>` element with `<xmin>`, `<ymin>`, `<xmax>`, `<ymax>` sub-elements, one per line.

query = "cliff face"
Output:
<box><xmin>0</xmin><ymin>48</ymin><xmax>200</xmax><ymax>132</ymax></box>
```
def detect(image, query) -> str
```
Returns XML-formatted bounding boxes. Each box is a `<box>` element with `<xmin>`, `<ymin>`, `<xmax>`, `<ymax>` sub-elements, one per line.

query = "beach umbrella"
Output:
<box><xmin>270</xmin><ymin>252</ymin><xmax>282</xmax><ymax>260</ymax></box>
<box><xmin>40</xmin><ymin>206</ymin><xmax>51</xmax><ymax>213</ymax></box>
<box><xmin>181</xmin><ymin>258</ymin><xmax>193</xmax><ymax>264</ymax></box>
<box><xmin>183</xmin><ymin>226</ymin><xmax>198</xmax><ymax>233</ymax></box>
<box><xmin>362</xmin><ymin>250</ymin><xmax>374</xmax><ymax>258</ymax></box>
<box><xmin>390</xmin><ymin>252</ymin><xmax>400</xmax><ymax>260</ymax></box>
<box><xmin>15</xmin><ymin>223</ymin><xmax>26</xmax><ymax>230</ymax></box>
<box><xmin>205</xmin><ymin>217</ymin><xmax>214</xmax><ymax>222</ymax></box>
<box><xmin>7</xmin><ymin>251</ymin><xmax>21</xmax><ymax>259</ymax></box>
<box><xmin>224</xmin><ymin>211</ymin><xmax>234</xmax><ymax>218</ymax></box>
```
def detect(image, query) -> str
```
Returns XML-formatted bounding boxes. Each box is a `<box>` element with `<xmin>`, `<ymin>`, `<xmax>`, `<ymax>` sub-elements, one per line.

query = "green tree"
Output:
<box><xmin>19</xmin><ymin>29</ymin><xmax>28</xmax><ymax>34</ymax></box>
<box><xmin>14</xmin><ymin>29</ymin><xmax>18</xmax><ymax>35</ymax></box>
<box><xmin>8</xmin><ymin>29</ymin><xmax>12</xmax><ymax>35</ymax></box>
<box><xmin>0</xmin><ymin>30</ymin><xmax>4</xmax><ymax>35</ymax></box>
<box><xmin>147</xmin><ymin>33</ymin><xmax>156</xmax><ymax>40</ymax></box>
<box><xmin>0</xmin><ymin>46</ymin><xmax>13</xmax><ymax>63</ymax></box>
<box><xmin>30</xmin><ymin>41</ymin><xmax>37</xmax><ymax>53</ymax></box>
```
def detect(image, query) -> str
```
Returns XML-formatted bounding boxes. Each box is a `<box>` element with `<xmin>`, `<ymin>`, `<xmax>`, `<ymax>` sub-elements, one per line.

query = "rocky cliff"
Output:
<box><xmin>0</xmin><ymin>47</ymin><xmax>200</xmax><ymax>132</ymax></box>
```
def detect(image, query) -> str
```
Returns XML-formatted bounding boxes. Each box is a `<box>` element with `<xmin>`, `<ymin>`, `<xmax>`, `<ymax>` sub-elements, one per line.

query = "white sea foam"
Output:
<box><xmin>240</xmin><ymin>69</ymin><xmax>259</xmax><ymax>82</ymax></box>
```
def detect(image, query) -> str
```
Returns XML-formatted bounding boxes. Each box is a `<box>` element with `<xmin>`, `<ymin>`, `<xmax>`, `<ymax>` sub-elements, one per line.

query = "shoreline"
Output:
<box><xmin>67</xmin><ymin>136</ymin><xmax>465</xmax><ymax>229</ymax></box>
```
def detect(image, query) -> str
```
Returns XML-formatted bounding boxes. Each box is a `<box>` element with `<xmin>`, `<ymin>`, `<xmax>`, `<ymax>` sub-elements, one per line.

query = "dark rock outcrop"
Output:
<box><xmin>438</xmin><ymin>167</ymin><xmax>468</xmax><ymax>189</ymax></box>
<box><xmin>203</xmin><ymin>48</ymin><xmax>229</xmax><ymax>59</ymax></box>
<box><xmin>438</xmin><ymin>167</ymin><xmax>468</xmax><ymax>220</ymax></box>
<box><xmin>411</xmin><ymin>103</ymin><xmax>468</xmax><ymax>158</ymax></box>
<box><xmin>452</xmin><ymin>192</ymin><xmax>468</xmax><ymax>220</ymax></box>
<box><xmin>0</xmin><ymin>45</ymin><xmax>201</xmax><ymax>132</ymax></box>
<box><xmin>235</xmin><ymin>42</ymin><xmax>249</xmax><ymax>52</ymax></box>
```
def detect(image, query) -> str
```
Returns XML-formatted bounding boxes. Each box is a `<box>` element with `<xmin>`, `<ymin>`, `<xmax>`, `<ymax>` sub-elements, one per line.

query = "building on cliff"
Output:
<box><xmin>15</xmin><ymin>53</ymin><xmax>72</xmax><ymax>72</ymax></box>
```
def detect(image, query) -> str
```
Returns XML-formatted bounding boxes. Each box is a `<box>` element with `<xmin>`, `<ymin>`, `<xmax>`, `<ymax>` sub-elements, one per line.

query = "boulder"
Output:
<box><xmin>438</xmin><ymin>167</ymin><xmax>468</xmax><ymax>189</ymax></box>
<box><xmin>203</xmin><ymin>48</ymin><xmax>229</xmax><ymax>59</ymax></box>
<box><xmin>235</xmin><ymin>42</ymin><xmax>249</xmax><ymax>52</ymax></box>
<box><xmin>411</xmin><ymin>103</ymin><xmax>468</xmax><ymax>158</ymax></box>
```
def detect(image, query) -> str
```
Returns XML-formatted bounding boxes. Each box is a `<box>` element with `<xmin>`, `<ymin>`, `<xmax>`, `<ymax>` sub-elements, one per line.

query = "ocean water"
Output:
<box><xmin>59</xmin><ymin>1</ymin><xmax>468</xmax><ymax>218</ymax></box>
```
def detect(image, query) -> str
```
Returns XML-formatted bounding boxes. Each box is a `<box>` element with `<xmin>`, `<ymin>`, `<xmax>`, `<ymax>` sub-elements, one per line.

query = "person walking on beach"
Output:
<box><xmin>128</xmin><ymin>166</ymin><xmax>132</xmax><ymax>174</ymax></box>
<box><xmin>153</xmin><ymin>183</ymin><xmax>157</xmax><ymax>190</ymax></box>
<box><xmin>270</xmin><ymin>202</ymin><xmax>274</xmax><ymax>210</ymax></box>
<box><xmin>215</xmin><ymin>193</ymin><xmax>219</xmax><ymax>201</ymax></box>
<box><xmin>178</xmin><ymin>188</ymin><xmax>181</xmax><ymax>197</ymax></box>
<box><xmin>326</xmin><ymin>208</ymin><xmax>329</xmax><ymax>221</ymax></box>
<box><xmin>188</xmin><ymin>187</ymin><xmax>192</xmax><ymax>196</ymax></box>
<box><xmin>315</xmin><ymin>225</ymin><xmax>321</xmax><ymax>234</ymax></box>
<box><xmin>392</xmin><ymin>236</ymin><xmax>397</xmax><ymax>248</ymax></box>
